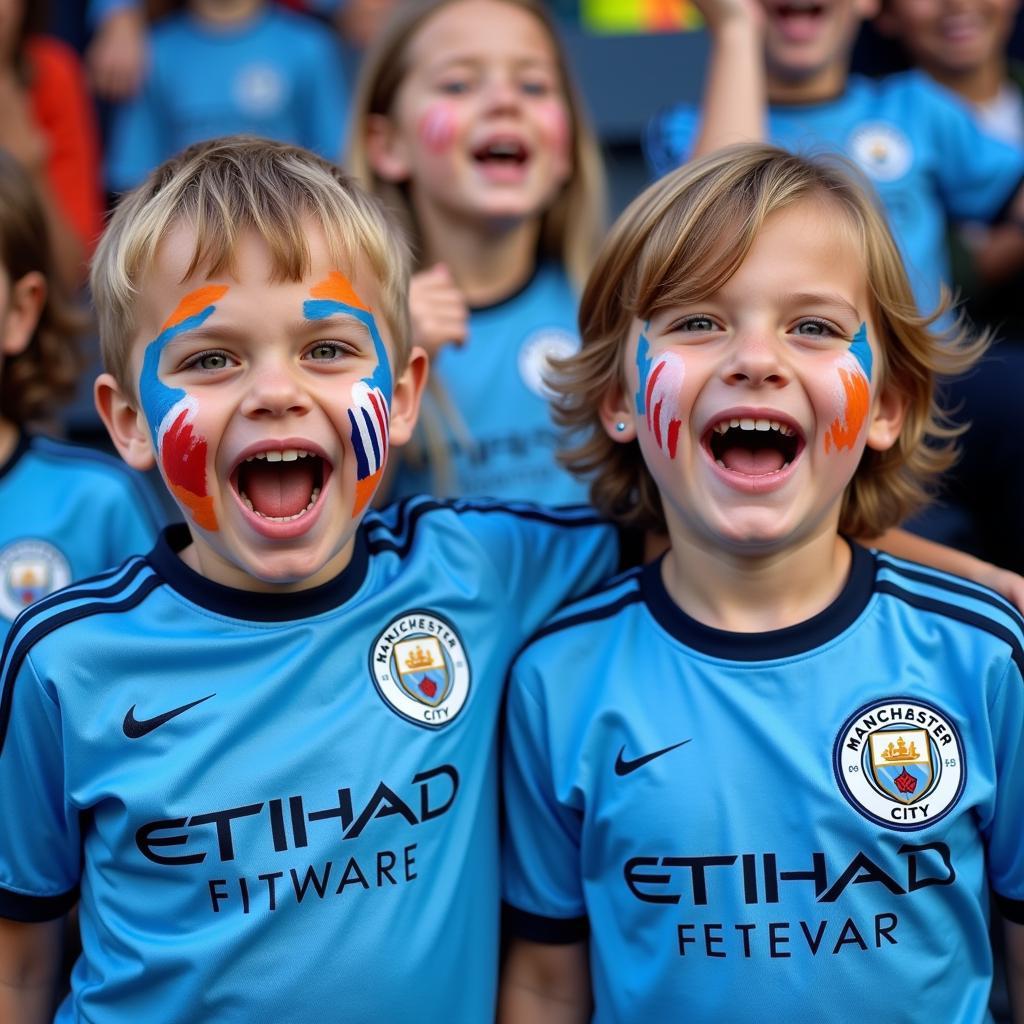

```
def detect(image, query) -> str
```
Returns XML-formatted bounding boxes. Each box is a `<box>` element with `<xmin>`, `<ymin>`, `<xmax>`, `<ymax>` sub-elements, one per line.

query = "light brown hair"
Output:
<box><xmin>0</xmin><ymin>149</ymin><xmax>83</xmax><ymax>425</ymax></box>
<box><xmin>346</xmin><ymin>0</ymin><xmax>606</xmax><ymax>287</ymax></box>
<box><xmin>556</xmin><ymin>143</ymin><xmax>984</xmax><ymax>539</ymax></box>
<box><xmin>92</xmin><ymin>136</ymin><xmax>411</xmax><ymax>394</ymax></box>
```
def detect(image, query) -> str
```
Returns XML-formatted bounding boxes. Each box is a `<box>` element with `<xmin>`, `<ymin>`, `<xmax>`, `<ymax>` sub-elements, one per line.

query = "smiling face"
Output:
<box><xmin>371</xmin><ymin>0</ymin><xmax>573</xmax><ymax>227</ymax></box>
<box><xmin>760</xmin><ymin>0</ymin><xmax>879</xmax><ymax>95</ymax></box>
<box><xmin>113</xmin><ymin>222</ymin><xmax>421</xmax><ymax>590</ymax></box>
<box><xmin>612</xmin><ymin>200</ymin><xmax>904</xmax><ymax>557</ymax></box>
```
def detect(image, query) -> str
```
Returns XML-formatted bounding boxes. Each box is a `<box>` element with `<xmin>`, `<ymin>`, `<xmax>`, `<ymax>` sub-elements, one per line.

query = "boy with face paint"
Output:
<box><xmin>0</xmin><ymin>137</ymin><xmax>621</xmax><ymax>1023</ymax></box>
<box><xmin>499</xmin><ymin>146</ymin><xmax>1024</xmax><ymax>1023</ymax></box>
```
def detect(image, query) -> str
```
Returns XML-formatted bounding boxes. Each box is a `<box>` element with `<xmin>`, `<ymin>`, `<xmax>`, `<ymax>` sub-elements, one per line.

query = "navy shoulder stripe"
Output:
<box><xmin>525</xmin><ymin>574</ymin><xmax>643</xmax><ymax>649</ymax></box>
<box><xmin>876</xmin><ymin>556</ymin><xmax>1024</xmax><ymax>633</ymax></box>
<box><xmin>875</xmin><ymin>580</ymin><xmax>1024</xmax><ymax>677</ymax></box>
<box><xmin>0</xmin><ymin>562</ymin><xmax>161</xmax><ymax>754</ymax></box>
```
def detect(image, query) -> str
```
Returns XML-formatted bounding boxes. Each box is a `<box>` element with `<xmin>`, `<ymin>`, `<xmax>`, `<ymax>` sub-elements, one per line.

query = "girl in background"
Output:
<box><xmin>348</xmin><ymin>0</ymin><xmax>606</xmax><ymax>503</ymax></box>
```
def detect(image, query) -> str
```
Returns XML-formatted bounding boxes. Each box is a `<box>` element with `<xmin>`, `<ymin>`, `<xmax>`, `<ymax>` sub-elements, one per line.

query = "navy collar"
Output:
<box><xmin>146</xmin><ymin>523</ymin><xmax>370</xmax><ymax>621</ymax></box>
<box><xmin>640</xmin><ymin>539</ymin><xmax>877</xmax><ymax>660</ymax></box>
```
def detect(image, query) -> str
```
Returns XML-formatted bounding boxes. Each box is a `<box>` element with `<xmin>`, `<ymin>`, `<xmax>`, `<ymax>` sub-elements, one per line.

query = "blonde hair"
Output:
<box><xmin>92</xmin><ymin>136</ymin><xmax>411</xmax><ymax>394</ymax></box>
<box><xmin>556</xmin><ymin>143</ymin><xmax>985</xmax><ymax>539</ymax></box>
<box><xmin>346</xmin><ymin>0</ymin><xmax>606</xmax><ymax>287</ymax></box>
<box><xmin>0</xmin><ymin>150</ymin><xmax>84</xmax><ymax>425</ymax></box>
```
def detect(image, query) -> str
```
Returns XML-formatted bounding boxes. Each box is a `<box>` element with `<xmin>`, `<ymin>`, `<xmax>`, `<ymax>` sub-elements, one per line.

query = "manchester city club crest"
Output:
<box><xmin>518</xmin><ymin>327</ymin><xmax>580</xmax><ymax>399</ymax></box>
<box><xmin>847</xmin><ymin>122</ymin><xmax>913</xmax><ymax>183</ymax></box>
<box><xmin>833</xmin><ymin>697</ymin><xmax>965</xmax><ymax>831</ymax></box>
<box><xmin>370</xmin><ymin>610</ymin><xmax>471</xmax><ymax>728</ymax></box>
<box><xmin>0</xmin><ymin>539</ymin><xmax>71</xmax><ymax>620</ymax></box>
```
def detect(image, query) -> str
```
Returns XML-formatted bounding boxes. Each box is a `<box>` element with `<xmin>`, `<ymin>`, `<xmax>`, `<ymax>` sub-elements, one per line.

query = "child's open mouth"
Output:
<box><xmin>704</xmin><ymin>416</ymin><xmax>804</xmax><ymax>478</ymax></box>
<box><xmin>471</xmin><ymin>137</ymin><xmax>531</xmax><ymax>182</ymax></box>
<box><xmin>770</xmin><ymin>1</ymin><xmax>828</xmax><ymax>41</ymax></box>
<box><xmin>231</xmin><ymin>446</ymin><xmax>331</xmax><ymax>528</ymax></box>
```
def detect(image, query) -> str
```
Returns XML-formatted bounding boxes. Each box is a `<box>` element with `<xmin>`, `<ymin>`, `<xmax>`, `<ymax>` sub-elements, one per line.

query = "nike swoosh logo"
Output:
<box><xmin>123</xmin><ymin>694</ymin><xmax>216</xmax><ymax>739</ymax></box>
<box><xmin>615</xmin><ymin>738</ymin><xmax>692</xmax><ymax>777</ymax></box>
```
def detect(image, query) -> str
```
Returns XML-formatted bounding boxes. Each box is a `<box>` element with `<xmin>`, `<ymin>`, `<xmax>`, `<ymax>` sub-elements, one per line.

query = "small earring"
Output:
<box><xmin>615</xmin><ymin>421</ymin><xmax>627</xmax><ymax>433</ymax></box>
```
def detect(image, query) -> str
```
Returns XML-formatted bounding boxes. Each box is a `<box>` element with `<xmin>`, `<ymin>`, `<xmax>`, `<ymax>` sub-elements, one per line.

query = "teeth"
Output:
<box><xmin>755</xmin><ymin>419</ymin><xmax>770</xmax><ymax>431</ymax></box>
<box><xmin>739</xmin><ymin>418</ymin><xmax>755</xmax><ymax>430</ymax></box>
<box><xmin>712</xmin><ymin>418</ymin><xmax>797</xmax><ymax>436</ymax></box>
<box><xmin>281</xmin><ymin>449</ymin><xmax>298</xmax><ymax>462</ymax></box>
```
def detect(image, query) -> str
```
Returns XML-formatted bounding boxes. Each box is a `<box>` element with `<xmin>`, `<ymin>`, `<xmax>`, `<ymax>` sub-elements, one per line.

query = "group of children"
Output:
<box><xmin>0</xmin><ymin>0</ymin><xmax>1021</xmax><ymax>1020</ymax></box>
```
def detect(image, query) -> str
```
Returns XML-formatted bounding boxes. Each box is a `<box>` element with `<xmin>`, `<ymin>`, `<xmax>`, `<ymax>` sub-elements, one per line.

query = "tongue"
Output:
<box><xmin>242</xmin><ymin>460</ymin><xmax>316</xmax><ymax>518</ymax></box>
<box><xmin>720</xmin><ymin>446</ymin><xmax>785</xmax><ymax>475</ymax></box>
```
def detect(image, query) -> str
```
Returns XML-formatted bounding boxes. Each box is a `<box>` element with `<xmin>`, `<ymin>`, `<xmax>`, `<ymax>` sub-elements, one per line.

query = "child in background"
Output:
<box><xmin>348</xmin><ymin>0</ymin><xmax>606</xmax><ymax>503</ymax></box>
<box><xmin>0</xmin><ymin>149</ymin><xmax>160</xmax><ymax>638</ymax></box>
<box><xmin>500</xmin><ymin>144</ymin><xmax>1023</xmax><ymax>1023</ymax></box>
<box><xmin>105</xmin><ymin>0</ymin><xmax>349</xmax><ymax>193</ymax></box>
<box><xmin>0</xmin><ymin>136</ymin><xmax>620</xmax><ymax>1023</ymax></box>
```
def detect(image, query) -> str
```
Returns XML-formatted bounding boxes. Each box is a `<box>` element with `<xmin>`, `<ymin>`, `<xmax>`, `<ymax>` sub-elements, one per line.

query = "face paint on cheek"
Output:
<box><xmin>139</xmin><ymin>285</ymin><xmax>228</xmax><ymax>531</ymax></box>
<box><xmin>306</xmin><ymin>272</ymin><xmax>393</xmax><ymax>516</ymax></box>
<box><xmin>634</xmin><ymin>326</ymin><xmax>685</xmax><ymax>458</ymax></box>
<box><xmin>536</xmin><ymin>101</ymin><xmax>570</xmax><ymax>164</ymax></box>
<box><xmin>824</xmin><ymin>322</ymin><xmax>872</xmax><ymax>455</ymax></box>
<box><xmin>418</xmin><ymin>103</ymin><xmax>457</xmax><ymax>154</ymax></box>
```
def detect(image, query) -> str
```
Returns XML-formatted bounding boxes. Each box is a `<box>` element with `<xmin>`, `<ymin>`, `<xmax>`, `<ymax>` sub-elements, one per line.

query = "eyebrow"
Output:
<box><xmin>785</xmin><ymin>292</ymin><xmax>861</xmax><ymax>321</ymax></box>
<box><xmin>427</xmin><ymin>54</ymin><xmax>557</xmax><ymax>73</ymax></box>
<box><xmin>158</xmin><ymin>314</ymin><xmax>374</xmax><ymax>348</ymax></box>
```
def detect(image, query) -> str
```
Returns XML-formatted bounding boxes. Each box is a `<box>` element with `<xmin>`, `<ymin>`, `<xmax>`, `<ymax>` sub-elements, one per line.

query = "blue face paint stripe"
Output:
<box><xmin>139</xmin><ymin>307</ymin><xmax>219</xmax><ymax>446</ymax></box>
<box><xmin>347</xmin><ymin>408</ymin><xmax>371</xmax><ymax>479</ymax></box>
<box><xmin>303</xmin><ymin>299</ymin><xmax>393</xmax><ymax>403</ymax></box>
<box><xmin>361</xmin><ymin>406</ymin><xmax>381</xmax><ymax>465</ymax></box>
<box><xmin>849</xmin><ymin>322</ymin><xmax>873</xmax><ymax>381</ymax></box>
<box><xmin>635</xmin><ymin>324</ymin><xmax>653</xmax><ymax>416</ymax></box>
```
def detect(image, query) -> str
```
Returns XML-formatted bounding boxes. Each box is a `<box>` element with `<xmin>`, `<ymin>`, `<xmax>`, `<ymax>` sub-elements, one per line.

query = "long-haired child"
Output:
<box><xmin>0</xmin><ymin>150</ymin><xmax>161</xmax><ymax>635</ymax></box>
<box><xmin>348</xmin><ymin>0</ymin><xmax>606</xmax><ymax>502</ymax></box>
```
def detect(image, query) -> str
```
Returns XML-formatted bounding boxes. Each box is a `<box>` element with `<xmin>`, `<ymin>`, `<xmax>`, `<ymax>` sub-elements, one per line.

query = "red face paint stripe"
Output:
<box><xmin>652</xmin><ymin>398</ymin><xmax>665</xmax><ymax>448</ymax></box>
<box><xmin>645</xmin><ymin>360</ymin><xmax>666</xmax><ymax>426</ymax></box>
<box><xmin>367</xmin><ymin>390</ymin><xmax>388</xmax><ymax>459</ymax></box>
<box><xmin>667</xmin><ymin>418</ymin><xmax>681</xmax><ymax>459</ymax></box>
<box><xmin>161</xmin><ymin>409</ymin><xmax>209</xmax><ymax>497</ymax></box>
<box><xmin>160</xmin><ymin>285</ymin><xmax>229</xmax><ymax>333</ymax></box>
<box><xmin>309</xmin><ymin>271</ymin><xmax>370</xmax><ymax>311</ymax></box>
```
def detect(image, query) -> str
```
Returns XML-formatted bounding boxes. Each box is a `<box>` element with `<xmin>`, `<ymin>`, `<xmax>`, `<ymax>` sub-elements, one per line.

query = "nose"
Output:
<box><xmin>239</xmin><ymin>360</ymin><xmax>311</xmax><ymax>419</ymax></box>
<box><xmin>722</xmin><ymin>329</ymin><xmax>790</xmax><ymax>389</ymax></box>
<box><xmin>482</xmin><ymin>72</ymin><xmax>522</xmax><ymax>114</ymax></box>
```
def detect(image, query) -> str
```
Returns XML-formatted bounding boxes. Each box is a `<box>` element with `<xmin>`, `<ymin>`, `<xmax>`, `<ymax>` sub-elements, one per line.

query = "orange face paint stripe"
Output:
<box><xmin>160</xmin><ymin>285</ymin><xmax>230</xmax><ymax>334</ymax></box>
<box><xmin>309</xmin><ymin>271</ymin><xmax>370</xmax><ymax>312</ymax></box>
<box><xmin>825</xmin><ymin>366</ymin><xmax>870</xmax><ymax>454</ymax></box>
<box><xmin>169</xmin><ymin>484</ymin><xmax>217</xmax><ymax>532</ymax></box>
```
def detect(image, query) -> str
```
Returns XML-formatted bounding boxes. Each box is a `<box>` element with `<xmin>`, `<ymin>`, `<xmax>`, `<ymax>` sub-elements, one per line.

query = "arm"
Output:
<box><xmin>499</xmin><ymin>938</ymin><xmax>591</xmax><ymax>1024</ymax></box>
<box><xmin>0</xmin><ymin>917</ymin><xmax>64</xmax><ymax>1024</ymax></box>
<box><xmin>870</xmin><ymin>528</ymin><xmax>1024</xmax><ymax>611</ymax></box>
<box><xmin>689</xmin><ymin>0</ymin><xmax>766</xmax><ymax>158</ymax></box>
<box><xmin>1005</xmin><ymin>918</ymin><xmax>1024</xmax><ymax>1024</ymax></box>
<box><xmin>86</xmin><ymin>4</ymin><xmax>148</xmax><ymax>102</ymax></box>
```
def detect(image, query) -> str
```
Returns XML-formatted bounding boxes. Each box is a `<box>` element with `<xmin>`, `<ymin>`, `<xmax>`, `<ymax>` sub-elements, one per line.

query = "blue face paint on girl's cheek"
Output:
<box><xmin>849</xmin><ymin>322</ymin><xmax>873</xmax><ymax>382</ymax></box>
<box><xmin>634</xmin><ymin>322</ymin><xmax>653</xmax><ymax>416</ymax></box>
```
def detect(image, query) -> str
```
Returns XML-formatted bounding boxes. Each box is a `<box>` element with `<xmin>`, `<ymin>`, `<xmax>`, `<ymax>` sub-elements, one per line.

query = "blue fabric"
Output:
<box><xmin>503</xmin><ymin>544</ymin><xmax>1024</xmax><ymax>1022</ymax></box>
<box><xmin>0</xmin><ymin>434</ymin><xmax>161</xmax><ymax>636</ymax></box>
<box><xmin>0</xmin><ymin>499</ymin><xmax>617</xmax><ymax>1023</ymax></box>
<box><xmin>390</xmin><ymin>264</ymin><xmax>590</xmax><ymax>505</ymax></box>
<box><xmin>105</xmin><ymin>8</ymin><xmax>348</xmax><ymax>192</ymax></box>
<box><xmin>645</xmin><ymin>71</ymin><xmax>1024</xmax><ymax>317</ymax></box>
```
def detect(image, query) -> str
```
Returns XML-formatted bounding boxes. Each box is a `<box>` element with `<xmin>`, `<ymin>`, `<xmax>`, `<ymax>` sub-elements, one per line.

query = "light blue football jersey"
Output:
<box><xmin>645</xmin><ymin>71</ymin><xmax>1024</xmax><ymax>318</ymax></box>
<box><xmin>390</xmin><ymin>264</ymin><xmax>590</xmax><ymax>505</ymax></box>
<box><xmin>0</xmin><ymin>498</ymin><xmax>617</xmax><ymax>1023</ymax></box>
<box><xmin>503</xmin><ymin>544</ymin><xmax>1024</xmax><ymax>1023</ymax></box>
<box><xmin>0</xmin><ymin>433</ymin><xmax>162</xmax><ymax>634</ymax></box>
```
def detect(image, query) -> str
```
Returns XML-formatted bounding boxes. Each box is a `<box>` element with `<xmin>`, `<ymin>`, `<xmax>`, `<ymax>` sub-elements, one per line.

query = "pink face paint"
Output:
<box><xmin>644</xmin><ymin>351</ymin><xmax>686</xmax><ymax>459</ymax></box>
<box><xmin>535</xmin><ymin>100</ymin><xmax>571</xmax><ymax>163</ymax></box>
<box><xmin>418</xmin><ymin>104</ymin><xmax>457</xmax><ymax>154</ymax></box>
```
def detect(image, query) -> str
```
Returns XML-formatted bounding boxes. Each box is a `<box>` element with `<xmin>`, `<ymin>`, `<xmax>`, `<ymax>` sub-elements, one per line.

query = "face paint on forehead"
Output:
<box><xmin>824</xmin><ymin>322</ymin><xmax>872</xmax><ymax>455</ymax></box>
<box><xmin>634</xmin><ymin>324</ymin><xmax>685</xmax><ymax>459</ymax></box>
<box><xmin>418</xmin><ymin>104</ymin><xmax>457</xmax><ymax>154</ymax></box>
<box><xmin>305</xmin><ymin>271</ymin><xmax>392</xmax><ymax>517</ymax></box>
<box><xmin>139</xmin><ymin>285</ymin><xmax>228</xmax><ymax>532</ymax></box>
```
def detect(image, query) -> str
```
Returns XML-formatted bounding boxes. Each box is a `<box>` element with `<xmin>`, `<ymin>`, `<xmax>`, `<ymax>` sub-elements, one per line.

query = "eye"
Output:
<box><xmin>672</xmin><ymin>314</ymin><xmax>719</xmax><ymax>333</ymax></box>
<box><xmin>438</xmin><ymin>78</ymin><xmax>471</xmax><ymax>95</ymax></box>
<box><xmin>183</xmin><ymin>350</ymin><xmax>233</xmax><ymax>372</ymax></box>
<box><xmin>521</xmin><ymin>79</ymin><xmax>554</xmax><ymax>97</ymax></box>
<box><xmin>305</xmin><ymin>341</ymin><xmax>347</xmax><ymax>361</ymax></box>
<box><xmin>792</xmin><ymin>318</ymin><xmax>844</xmax><ymax>339</ymax></box>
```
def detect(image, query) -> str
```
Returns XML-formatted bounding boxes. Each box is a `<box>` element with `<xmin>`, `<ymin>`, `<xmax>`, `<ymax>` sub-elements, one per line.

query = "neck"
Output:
<box><xmin>190</xmin><ymin>0</ymin><xmax>264</xmax><ymax>26</ymax></box>
<box><xmin>767</xmin><ymin>63</ymin><xmax>848</xmax><ymax>104</ymax></box>
<box><xmin>413</xmin><ymin>201</ymin><xmax>542</xmax><ymax>307</ymax></box>
<box><xmin>927</xmin><ymin>61</ymin><xmax>1008</xmax><ymax>105</ymax></box>
<box><xmin>660</xmin><ymin>522</ymin><xmax>851</xmax><ymax>633</ymax></box>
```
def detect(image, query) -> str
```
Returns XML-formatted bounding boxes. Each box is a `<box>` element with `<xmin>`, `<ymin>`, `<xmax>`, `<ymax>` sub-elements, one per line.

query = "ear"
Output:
<box><xmin>1</xmin><ymin>271</ymin><xmax>46</xmax><ymax>358</ymax></box>
<box><xmin>388</xmin><ymin>345</ymin><xmax>430</xmax><ymax>447</ymax></box>
<box><xmin>95</xmin><ymin>372</ymin><xmax>157</xmax><ymax>471</ymax></box>
<box><xmin>598</xmin><ymin>373</ymin><xmax>638</xmax><ymax>444</ymax></box>
<box><xmin>865</xmin><ymin>379</ymin><xmax>907</xmax><ymax>453</ymax></box>
<box><xmin>365</xmin><ymin>113</ymin><xmax>413</xmax><ymax>184</ymax></box>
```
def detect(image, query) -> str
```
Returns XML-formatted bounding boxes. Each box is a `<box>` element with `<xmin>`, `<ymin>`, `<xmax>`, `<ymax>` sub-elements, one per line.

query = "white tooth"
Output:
<box><xmin>243</xmin><ymin>495</ymin><xmax>254</xmax><ymax>512</ymax></box>
<box><xmin>755</xmin><ymin>419</ymin><xmax>770</xmax><ymax>431</ymax></box>
<box><xmin>783</xmin><ymin>425</ymin><xmax>795</xmax><ymax>437</ymax></box>
<box><xmin>310</xmin><ymin>486</ymin><xmax>321</xmax><ymax>501</ymax></box>
<box><xmin>716</xmin><ymin>459</ymin><xmax>726</xmax><ymax>468</ymax></box>
<box><xmin>730</xmin><ymin>418</ymin><xmax>740</xmax><ymax>428</ymax></box>
<box><xmin>740</xmin><ymin>418</ymin><xmax>755</xmax><ymax>430</ymax></box>
<box><xmin>298</xmin><ymin>450</ymin><xmax>308</xmax><ymax>459</ymax></box>
<box><xmin>714</xmin><ymin>422</ymin><xmax>728</xmax><ymax>434</ymax></box>
<box><xmin>255</xmin><ymin>452</ymin><xmax>267</xmax><ymax>461</ymax></box>
<box><xmin>264</xmin><ymin>450</ymin><xmax>282</xmax><ymax>462</ymax></box>
<box><xmin>281</xmin><ymin>449</ymin><xmax>298</xmax><ymax>462</ymax></box>
<box><xmin>770</xmin><ymin>420</ymin><xmax>781</xmax><ymax>432</ymax></box>
<box><xmin>245</xmin><ymin>456</ymin><xmax>255</xmax><ymax>462</ymax></box>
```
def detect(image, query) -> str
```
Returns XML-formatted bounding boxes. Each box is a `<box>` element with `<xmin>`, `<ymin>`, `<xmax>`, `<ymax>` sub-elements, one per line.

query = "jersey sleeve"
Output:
<box><xmin>458</xmin><ymin>502</ymin><xmax>619</xmax><ymax>636</ymax></box>
<box><xmin>0</xmin><ymin>652</ymin><xmax>80</xmax><ymax>922</ymax></box>
<box><xmin>922</xmin><ymin>80</ymin><xmax>1024</xmax><ymax>223</ymax></box>
<box><xmin>502</xmin><ymin>653</ymin><xmax>588</xmax><ymax>942</ymax></box>
<box><xmin>644</xmin><ymin>104</ymin><xmax>701</xmax><ymax>178</ymax></box>
<box><xmin>986</xmin><ymin>658</ymin><xmax>1024</xmax><ymax>922</ymax></box>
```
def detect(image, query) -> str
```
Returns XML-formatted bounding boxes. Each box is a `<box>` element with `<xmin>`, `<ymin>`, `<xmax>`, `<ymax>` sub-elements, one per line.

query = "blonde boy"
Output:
<box><xmin>500</xmin><ymin>145</ymin><xmax>1024</xmax><ymax>1022</ymax></box>
<box><xmin>0</xmin><ymin>137</ymin><xmax>619</xmax><ymax>1023</ymax></box>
